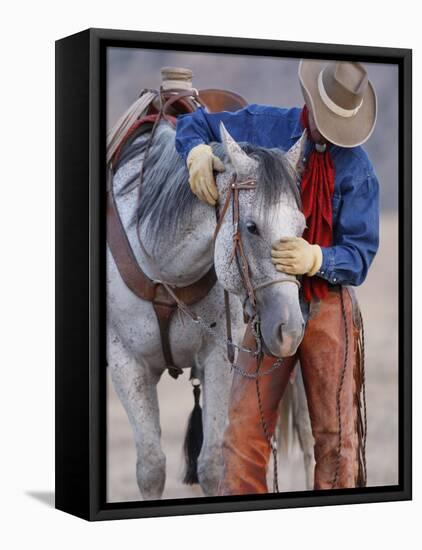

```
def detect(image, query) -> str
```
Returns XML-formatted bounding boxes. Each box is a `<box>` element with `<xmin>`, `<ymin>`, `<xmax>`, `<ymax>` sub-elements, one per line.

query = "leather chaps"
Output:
<box><xmin>218</xmin><ymin>286</ymin><xmax>363</xmax><ymax>495</ymax></box>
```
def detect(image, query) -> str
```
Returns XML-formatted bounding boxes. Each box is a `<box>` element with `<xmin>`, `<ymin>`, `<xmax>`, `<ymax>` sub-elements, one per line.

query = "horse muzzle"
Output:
<box><xmin>255</xmin><ymin>281</ymin><xmax>305</xmax><ymax>358</ymax></box>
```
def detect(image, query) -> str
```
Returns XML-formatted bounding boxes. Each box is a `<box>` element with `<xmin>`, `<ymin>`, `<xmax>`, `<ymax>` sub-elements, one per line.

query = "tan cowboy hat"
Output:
<box><xmin>298</xmin><ymin>60</ymin><xmax>377</xmax><ymax>147</ymax></box>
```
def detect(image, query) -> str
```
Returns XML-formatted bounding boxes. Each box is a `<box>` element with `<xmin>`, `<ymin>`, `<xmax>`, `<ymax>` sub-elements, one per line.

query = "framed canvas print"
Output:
<box><xmin>55</xmin><ymin>28</ymin><xmax>412</xmax><ymax>521</ymax></box>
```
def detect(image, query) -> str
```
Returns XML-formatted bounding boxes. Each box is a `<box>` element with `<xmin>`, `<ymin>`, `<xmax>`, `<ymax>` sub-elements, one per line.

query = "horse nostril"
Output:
<box><xmin>279</xmin><ymin>323</ymin><xmax>285</xmax><ymax>342</ymax></box>
<box><xmin>279</xmin><ymin>322</ymin><xmax>304</xmax><ymax>345</ymax></box>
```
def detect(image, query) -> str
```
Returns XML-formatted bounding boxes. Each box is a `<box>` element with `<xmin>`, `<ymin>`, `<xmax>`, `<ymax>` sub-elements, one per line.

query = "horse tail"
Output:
<box><xmin>277</xmin><ymin>365</ymin><xmax>315</xmax><ymax>490</ymax></box>
<box><xmin>182</xmin><ymin>377</ymin><xmax>203</xmax><ymax>485</ymax></box>
<box><xmin>278</xmin><ymin>380</ymin><xmax>294</xmax><ymax>458</ymax></box>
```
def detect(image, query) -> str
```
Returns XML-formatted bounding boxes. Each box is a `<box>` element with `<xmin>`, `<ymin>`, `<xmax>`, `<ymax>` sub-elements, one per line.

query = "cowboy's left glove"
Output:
<box><xmin>271</xmin><ymin>237</ymin><xmax>323</xmax><ymax>276</ymax></box>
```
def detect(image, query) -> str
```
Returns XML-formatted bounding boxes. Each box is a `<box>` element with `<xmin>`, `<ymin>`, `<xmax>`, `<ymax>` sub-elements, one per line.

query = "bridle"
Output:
<box><xmin>213</xmin><ymin>174</ymin><xmax>301</xmax><ymax>318</ymax></box>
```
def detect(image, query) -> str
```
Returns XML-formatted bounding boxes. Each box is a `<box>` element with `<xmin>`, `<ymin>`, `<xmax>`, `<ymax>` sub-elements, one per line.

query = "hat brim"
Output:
<box><xmin>298</xmin><ymin>60</ymin><xmax>377</xmax><ymax>148</ymax></box>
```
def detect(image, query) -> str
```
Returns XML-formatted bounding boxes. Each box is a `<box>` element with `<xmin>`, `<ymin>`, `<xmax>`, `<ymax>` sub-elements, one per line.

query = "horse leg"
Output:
<box><xmin>108</xmin><ymin>333</ymin><xmax>166</xmax><ymax>500</ymax></box>
<box><xmin>195</xmin><ymin>347</ymin><xmax>232</xmax><ymax>496</ymax></box>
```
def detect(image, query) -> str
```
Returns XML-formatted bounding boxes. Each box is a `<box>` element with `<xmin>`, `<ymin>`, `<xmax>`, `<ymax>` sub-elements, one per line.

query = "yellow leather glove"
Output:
<box><xmin>271</xmin><ymin>237</ymin><xmax>323</xmax><ymax>276</ymax></box>
<box><xmin>186</xmin><ymin>144</ymin><xmax>225</xmax><ymax>205</ymax></box>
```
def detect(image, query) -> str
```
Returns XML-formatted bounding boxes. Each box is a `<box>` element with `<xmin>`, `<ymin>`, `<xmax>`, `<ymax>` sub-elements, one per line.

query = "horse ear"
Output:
<box><xmin>219</xmin><ymin>122</ymin><xmax>257</xmax><ymax>175</ymax></box>
<box><xmin>286</xmin><ymin>129</ymin><xmax>307</xmax><ymax>173</ymax></box>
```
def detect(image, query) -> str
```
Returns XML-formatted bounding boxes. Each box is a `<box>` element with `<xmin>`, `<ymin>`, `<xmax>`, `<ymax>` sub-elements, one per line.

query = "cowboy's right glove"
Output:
<box><xmin>186</xmin><ymin>144</ymin><xmax>225</xmax><ymax>205</ymax></box>
<box><xmin>271</xmin><ymin>237</ymin><xmax>323</xmax><ymax>276</ymax></box>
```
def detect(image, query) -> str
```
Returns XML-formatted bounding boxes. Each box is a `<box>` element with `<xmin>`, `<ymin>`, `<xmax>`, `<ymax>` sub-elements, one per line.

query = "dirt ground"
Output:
<box><xmin>107</xmin><ymin>212</ymin><xmax>398</xmax><ymax>502</ymax></box>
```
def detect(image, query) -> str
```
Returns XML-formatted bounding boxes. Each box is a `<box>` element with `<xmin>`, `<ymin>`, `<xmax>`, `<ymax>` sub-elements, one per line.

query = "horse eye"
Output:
<box><xmin>246</xmin><ymin>221</ymin><xmax>259</xmax><ymax>235</ymax></box>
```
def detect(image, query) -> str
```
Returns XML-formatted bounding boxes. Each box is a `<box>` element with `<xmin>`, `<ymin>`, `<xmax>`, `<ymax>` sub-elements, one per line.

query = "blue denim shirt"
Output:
<box><xmin>175</xmin><ymin>104</ymin><xmax>379</xmax><ymax>287</ymax></box>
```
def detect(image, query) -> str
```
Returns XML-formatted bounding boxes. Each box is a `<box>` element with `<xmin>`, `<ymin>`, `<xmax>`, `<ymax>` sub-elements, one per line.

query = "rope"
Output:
<box><xmin>255</xmin><ymin>359</ymin><xmax>280</xmax><ymax>493</ymax></box>
<box><xmin>332</xmin><ymin>286</ymin><xmax>349</xmax><ymax>489</ymax></box>
<box><xmin>359</xmin><ymin>309</ymin><xmax>368</xmax><ymax>485</ymax></box>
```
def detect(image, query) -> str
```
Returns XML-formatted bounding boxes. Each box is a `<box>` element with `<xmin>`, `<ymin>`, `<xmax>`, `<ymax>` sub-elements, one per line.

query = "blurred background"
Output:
<box><xmin>106</xmin><ymin>48</ymin><xmax>398</xmax><ymax>502</ymax></box>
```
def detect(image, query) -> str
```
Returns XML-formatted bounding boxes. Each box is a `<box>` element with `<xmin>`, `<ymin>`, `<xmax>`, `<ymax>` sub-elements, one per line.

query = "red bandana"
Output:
<box><xmin>299</xmin><ymin>105</ymin><xmax>335</xmax><ymax>302</ymax></box>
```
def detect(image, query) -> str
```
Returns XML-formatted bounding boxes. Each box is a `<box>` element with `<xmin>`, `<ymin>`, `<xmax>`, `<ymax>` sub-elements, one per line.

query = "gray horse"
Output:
<box><xmin>107</xmin><ymin>120</ymin><xmax>306</xmax><ymax>499</ymax></box>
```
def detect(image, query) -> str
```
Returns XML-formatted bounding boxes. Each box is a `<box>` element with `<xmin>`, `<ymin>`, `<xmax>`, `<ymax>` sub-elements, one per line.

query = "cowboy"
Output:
<box><xmin>175</xmin><ymin>60</ymin><xmax>379</xmax><ymax>493</ymax></box>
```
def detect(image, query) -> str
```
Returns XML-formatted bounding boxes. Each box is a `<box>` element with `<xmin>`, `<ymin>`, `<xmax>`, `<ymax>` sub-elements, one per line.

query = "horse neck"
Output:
<box><xmin>112</xmin><ymin>128</ymin><xmax>216</xmax><ymax>287</ymax></box>
<box><xmin>137</xmin><ymin>198</ymin><xmax>216</xmax><ymax>286</ymax></box>
<box><xmin>113</xmin><ymin>177</ymin><xmax>216</xmax><ymax>286</ymax></box>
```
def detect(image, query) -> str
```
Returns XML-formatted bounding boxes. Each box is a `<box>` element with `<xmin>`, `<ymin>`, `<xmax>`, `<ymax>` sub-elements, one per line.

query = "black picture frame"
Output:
<box><xmin>55</xmin><ymin>27</ymin><xmax>412</xmax><ymax>521</ymax></box>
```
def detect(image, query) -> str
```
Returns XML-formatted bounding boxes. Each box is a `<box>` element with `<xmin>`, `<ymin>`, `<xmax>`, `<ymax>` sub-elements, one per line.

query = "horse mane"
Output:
<box><xmin>115</xmin><ymin>121</ymin><xmax>300</xmax><ymax>242</ymax></box>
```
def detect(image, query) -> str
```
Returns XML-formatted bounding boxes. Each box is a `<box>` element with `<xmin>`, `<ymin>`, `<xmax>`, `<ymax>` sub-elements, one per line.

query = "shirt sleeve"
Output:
<box><xmin>316</xmin><ymin>170</ymin><xmax>380</xmax><ymax>287</ymax></box>
<box><xmin>175</xmin><ymin>106</ymin><xmax>253</xmax><ymax>161</ymax></box>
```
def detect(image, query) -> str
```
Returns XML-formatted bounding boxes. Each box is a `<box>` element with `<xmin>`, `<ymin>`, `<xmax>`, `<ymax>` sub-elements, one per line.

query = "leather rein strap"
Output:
<box><xmin>214</xmin><ymin>178</ymin><xmax>259</xmax><ymax>310</ymax></box>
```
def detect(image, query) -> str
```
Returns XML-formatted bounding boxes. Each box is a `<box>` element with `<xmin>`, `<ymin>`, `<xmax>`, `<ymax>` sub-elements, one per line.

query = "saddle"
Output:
<box><xmin>107</xmin><ymin>87</ymin><xmax>248</xmax><ymax>378</ymax></box>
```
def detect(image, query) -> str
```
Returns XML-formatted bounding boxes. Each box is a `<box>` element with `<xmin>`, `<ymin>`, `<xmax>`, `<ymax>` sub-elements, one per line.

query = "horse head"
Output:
<box><xmin>213</xmin><ymin>122</ymin><xmax>307</xmax><ymax>358</ymax></box>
